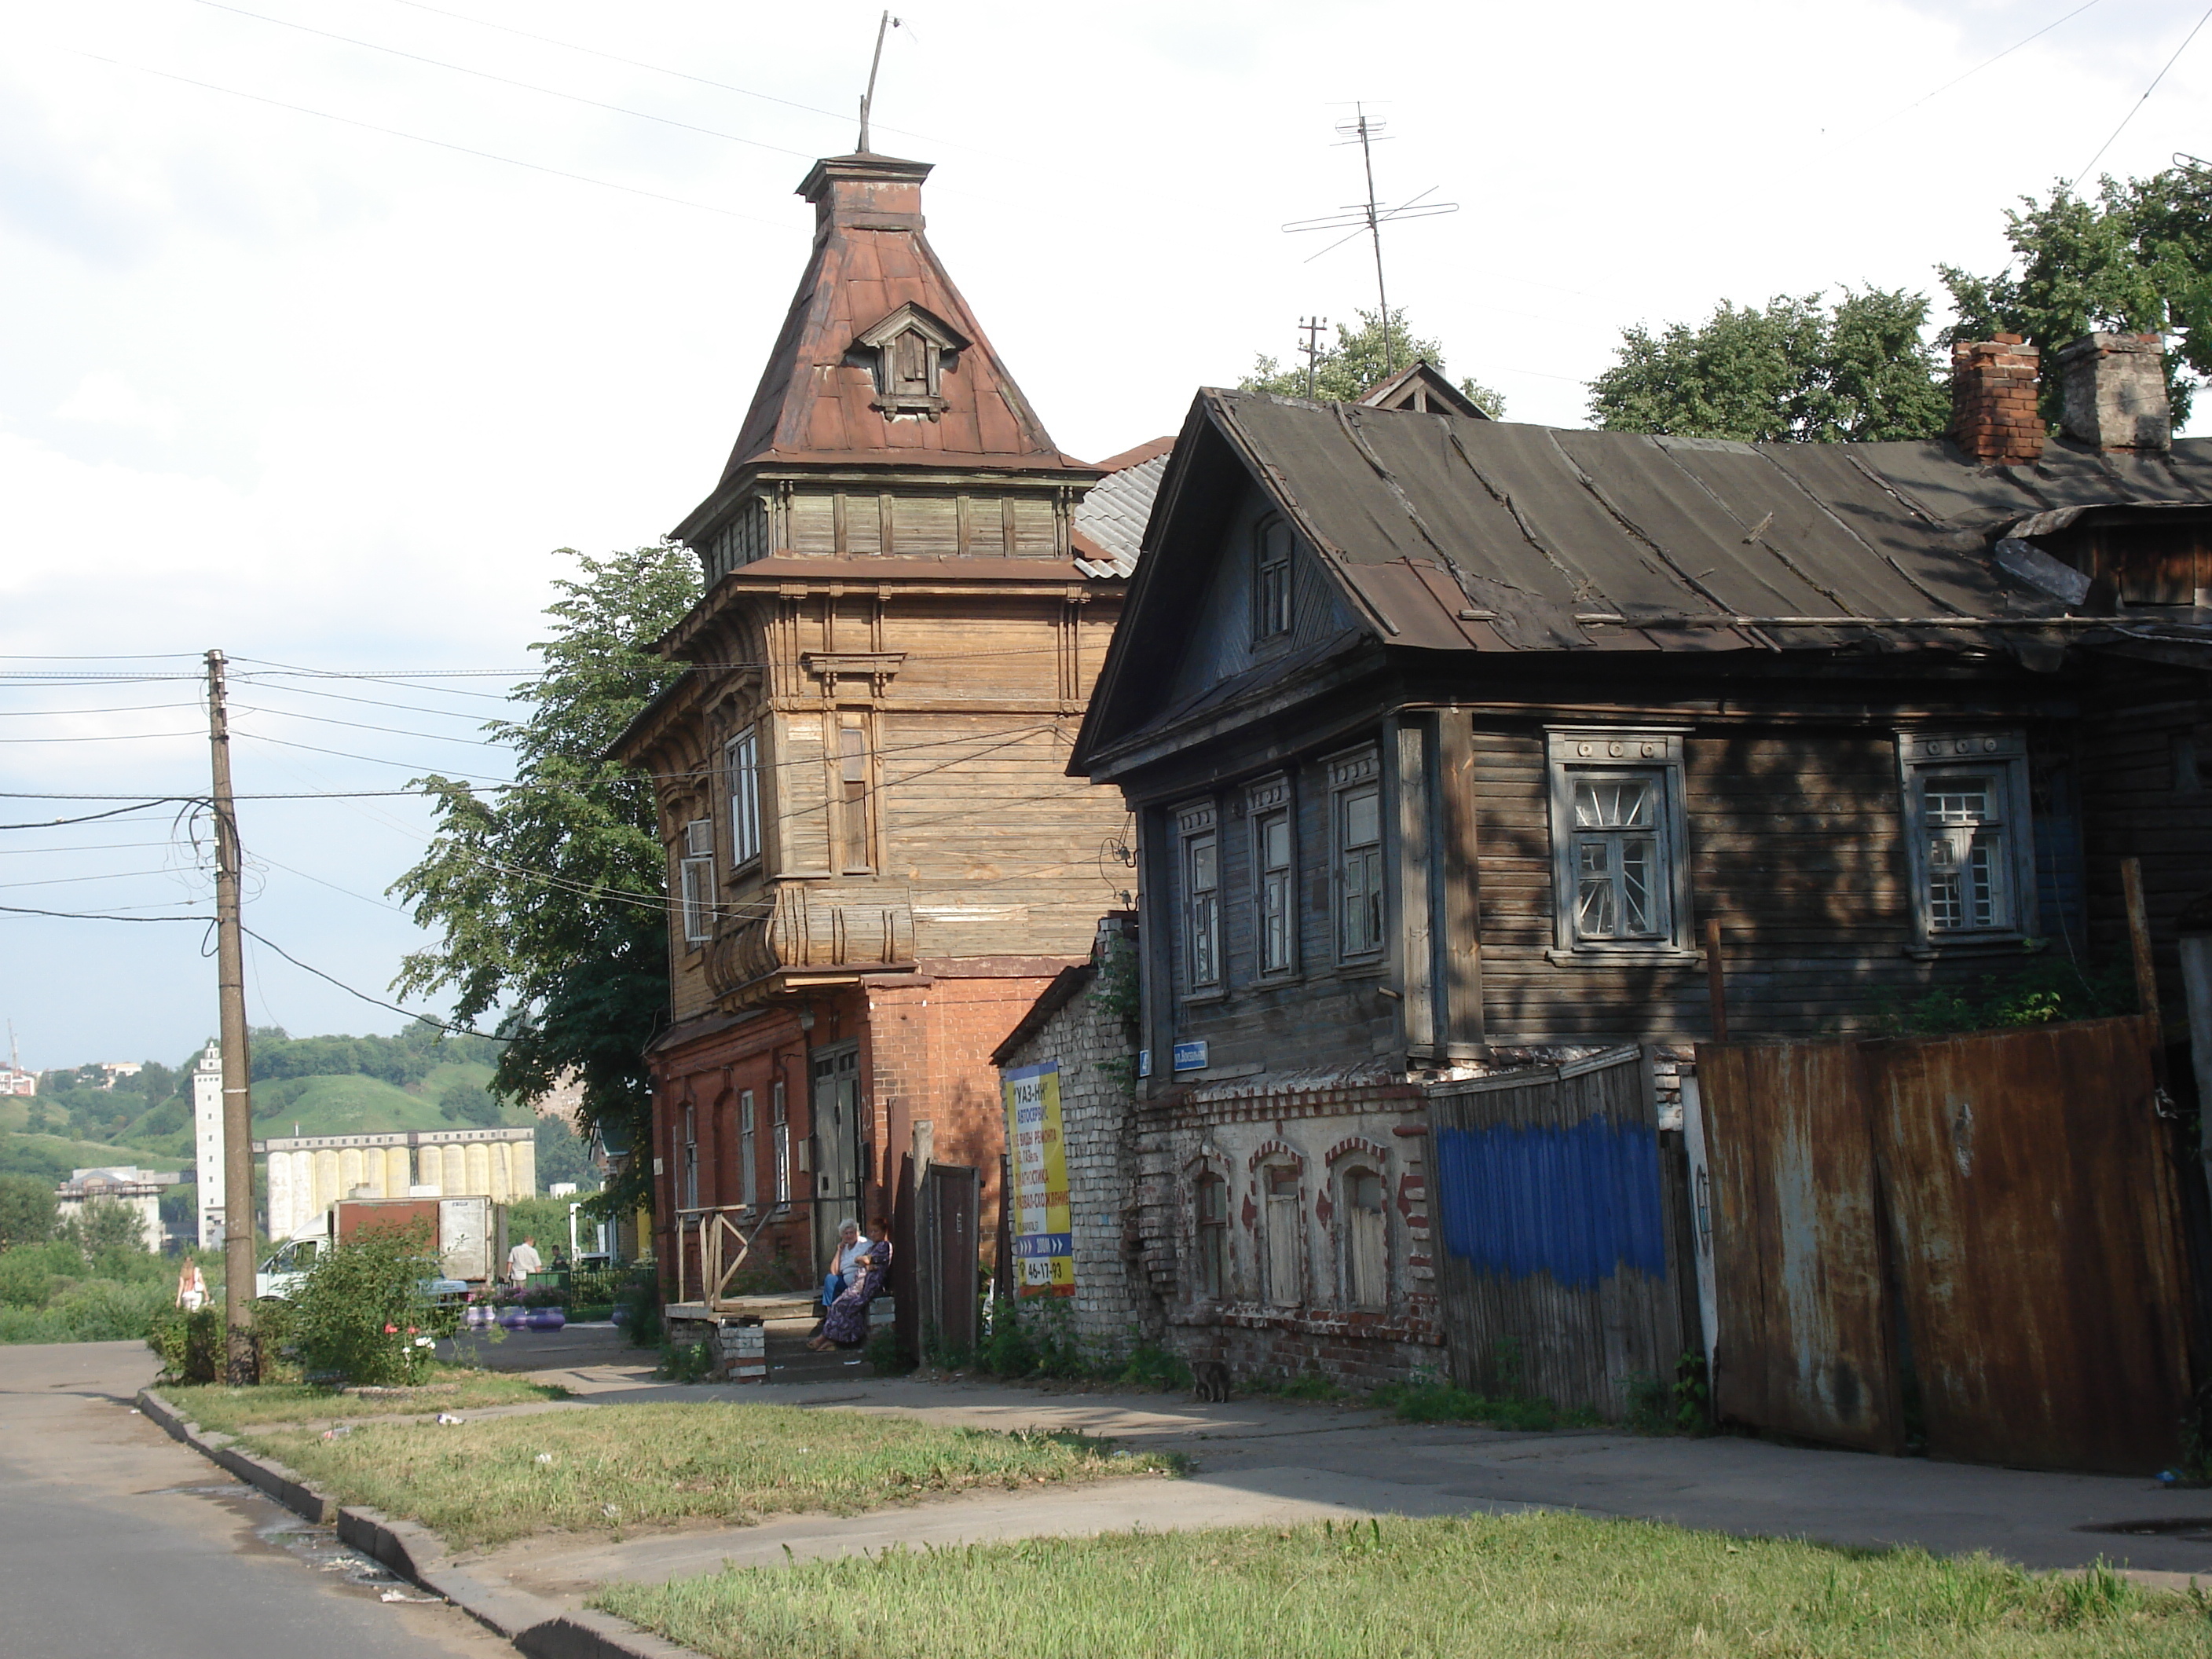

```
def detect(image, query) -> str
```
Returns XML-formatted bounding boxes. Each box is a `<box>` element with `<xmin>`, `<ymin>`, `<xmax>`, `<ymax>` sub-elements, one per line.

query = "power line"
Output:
<box><xmin>54</xmin><ymin>46</ymin><xmax>789</xmax><ymax>228</ymax></box>
<box><xmin>2071</xmin><ymin>2</ymin><xmax>2212</xmax><ymax>189</ymax></box>
<box><xmin>238</xmin><ymin>924</ymin><xmax>507</xmax><ymax>1040</ymax></box>
<box><xmin>0</xmin><ymin>701</ymin><xmax>207</xmax><ymax>718</ymax></box>
<box><xmin>188</xmin><ymin>0</ymin><xmax>817</xmax><ymax>163</ymax></box>
<box><xmin>233</xmin><ymin>703</ymin><xmax>515</xmax><ymax>747</ymax></box>
<box><xmin>373</xmin><ymin>0</ymin><xmax>969</xmax><ymax>155</ymax></box>
<box><xmin>0</xmin><ymin>902</ymin><xmax>211</xmax><ymax>923</ymax></box>
<box><xmin>1886</xmin><ymin>1</ymin><xmax>2104</xmax><ymax>126</ymax></box>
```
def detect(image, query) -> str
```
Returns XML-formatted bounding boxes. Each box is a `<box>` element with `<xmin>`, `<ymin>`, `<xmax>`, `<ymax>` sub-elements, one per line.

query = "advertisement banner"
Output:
<box><xmin>1002</xmin><ymin>1060</ymin><xmax>1073</xmax><ymax>1297</ymax></box>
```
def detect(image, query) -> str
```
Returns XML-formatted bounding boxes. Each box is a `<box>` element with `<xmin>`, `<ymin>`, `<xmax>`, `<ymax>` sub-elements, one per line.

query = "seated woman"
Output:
<box><xmin>808</xmin><ymin>1237</ymin><xmax>890</xmax><ymax>1350</ymax></box>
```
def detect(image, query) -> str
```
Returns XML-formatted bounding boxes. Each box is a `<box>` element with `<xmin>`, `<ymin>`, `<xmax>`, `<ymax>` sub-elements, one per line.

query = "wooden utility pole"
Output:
<box><xmin>206</xmin><ymin>650</ymin><xmax>257</xmax><ymax>1384</ymax></box>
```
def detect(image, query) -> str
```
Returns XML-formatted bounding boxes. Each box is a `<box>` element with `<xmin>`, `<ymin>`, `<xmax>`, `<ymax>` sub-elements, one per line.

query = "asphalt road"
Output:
<box><xmin>0</xmin><ymin>1339</ymin><xmax>509</xmax><ymax>1659</ymax></box>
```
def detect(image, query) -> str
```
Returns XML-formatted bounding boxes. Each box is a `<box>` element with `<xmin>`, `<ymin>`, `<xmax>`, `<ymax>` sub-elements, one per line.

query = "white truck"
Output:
<box><xmin>256</xmin><ymin>1195</ymin><xmax>506</xmax><ymax>1302</ymax></box>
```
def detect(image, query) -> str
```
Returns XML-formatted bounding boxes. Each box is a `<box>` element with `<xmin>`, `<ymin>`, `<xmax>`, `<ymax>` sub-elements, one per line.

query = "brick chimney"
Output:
<box><xmin>1950</xmin><ymin>335</ymin><xmax>2044</xmax><ymax>466</ymax></box>
<box><xmin>2054</xmin><ymin>331</ymin><xmax>2170</xmax><ymax>452</ymax></box>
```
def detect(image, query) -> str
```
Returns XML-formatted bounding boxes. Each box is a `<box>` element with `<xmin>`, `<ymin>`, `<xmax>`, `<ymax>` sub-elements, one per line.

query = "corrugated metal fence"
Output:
<box><xmin>1698</xmin><ymin>1016</ymin><xmax>2194</xmax><ymax>1474</ymax></box>
<box><xmin>1428</xmin><ymin>1046</ymin><xmax>1692</xmax><ymax>1415</ymax></box>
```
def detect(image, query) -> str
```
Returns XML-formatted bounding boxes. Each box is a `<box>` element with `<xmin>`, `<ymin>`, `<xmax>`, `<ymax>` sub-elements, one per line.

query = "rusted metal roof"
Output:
<box><xmin>1200</xmin><ymin>389</ymin><xmax>2212</xmax><ymax>657</ymax></box>
<box><xmin>1072</xmin><ymin>441</ymin><xmax>1174</xmax><ymax>578</ymax></box>
<box><xmin>712</xmin><ymin>154</ymin><xmax>1090</xmax><ymax>481</ymax></box>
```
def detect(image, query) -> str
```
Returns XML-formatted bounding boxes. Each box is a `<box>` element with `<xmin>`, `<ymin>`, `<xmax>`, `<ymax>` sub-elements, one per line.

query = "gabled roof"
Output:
<box><xmin>710</xmin><ymin>153</ymin><xmax>1086</xmax><ymax>482</ymax></box>
<box><xmin>1357</xmin><ymin>359</ymin><xmax>1492</xmax><ymax>419</ymax></box>
<box><xmin>1074</xmin><ymin>389</ymin><xmax>2212</xmax><ymax>770</ymax></box>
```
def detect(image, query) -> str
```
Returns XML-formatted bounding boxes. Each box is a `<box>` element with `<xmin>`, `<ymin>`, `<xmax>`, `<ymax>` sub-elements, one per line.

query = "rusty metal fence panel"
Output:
<box><xmin>916</xmin><ymin>1162</ymin><xmax>980</xmax><ymax>1358</ymax></box>
<box><xmin>1696</xmin><ymin>1042</ymin><xmax>1902</xmax><ymax>1453</ymax></box>
<box><xmin>1429</xmin><ymin>1046</ymin><xmax>1688</xmax><ymax>1416</ymax></box>
<box><xmin>1870</xmin><ymin>1017</ymin><xmax>2192</xmax><ymax>1474</ymax></box>
<box><xmin>1697</xmin><ymin>1015</ymin><xmax>2192</xmax><ymax>1474</ymax></box>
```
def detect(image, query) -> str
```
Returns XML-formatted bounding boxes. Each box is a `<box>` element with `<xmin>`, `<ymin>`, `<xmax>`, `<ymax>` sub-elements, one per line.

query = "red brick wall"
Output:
<box><xmin>1950</xmin><ymin>335</ymin><xmax>2045</xmax><ymax>465</ymax></box>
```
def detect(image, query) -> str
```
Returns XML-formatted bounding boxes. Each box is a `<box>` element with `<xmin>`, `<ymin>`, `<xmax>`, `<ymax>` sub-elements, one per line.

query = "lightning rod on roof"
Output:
<box><xmin>857</xmin><ymin>11</ymin><xmax>901</xmax><ymax>154</ymax></box>
<box><xmin>1283</xmin><ymin>104</ymin><xmax>1457</xmax><ymax>379</ymax></box>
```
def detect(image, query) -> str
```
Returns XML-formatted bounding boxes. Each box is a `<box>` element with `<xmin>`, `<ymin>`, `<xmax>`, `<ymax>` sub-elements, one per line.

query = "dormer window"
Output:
<box><xmin>855</xmin><ymin>302</ymin><xmax>968</xmax><ymax>419</ymax></box>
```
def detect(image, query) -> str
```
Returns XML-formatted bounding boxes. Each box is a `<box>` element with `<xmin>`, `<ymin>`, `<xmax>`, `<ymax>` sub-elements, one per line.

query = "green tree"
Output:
<box><xmin>392</xmin><ymin>545</ymin><xmax>701</xmax><ymax>1221</ymax></box>
<box><xmin>1939</xmin><ymin>167</ymin><xmax>2212</xmax><ymax>427</ymax></box>
<box><xmin>0</xmin><ymin>1174</ymin><xmax>57</xmax><ymax>1251</ymax></box>
<box><xmin>1243</xmin><ymin>307</ymin><xmax>1506</xmax><ymax>416</ymax></box>
<box><xmin>534</xmin><ymin>1112</ymin><xmax>601</xmax><ymax>1192</ymax></box>
<box><xmin>288</xmin><ymin>1223</ymin><xmax>438</xmax><ymax>1386</ymax></box>
<box><xmin>1589</xmin><ymin>288</ymin><xmax>1950</xmax><ymax>442</ymax></box>
<box><xmin>64</xmin><ymin>1197</ymin><xmax>146</xmax><ymax>1259</ymax></box>
<box><xmin>438</xmin><ymin>1082</ymin><xmax>502</xmax><ymax>1127</ymax></box>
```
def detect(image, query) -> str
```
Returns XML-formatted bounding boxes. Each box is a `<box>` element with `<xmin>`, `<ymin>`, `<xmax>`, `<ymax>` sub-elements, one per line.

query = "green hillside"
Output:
<box><xmin>250</xmin><ymin>1060</ymin><xmax>526</xmax><ymax>1140</ymax></box>
<box><xmin>0</xmin><ymin>1127</ymin><xmax>186</xmax><ymax>1181</ymax></box>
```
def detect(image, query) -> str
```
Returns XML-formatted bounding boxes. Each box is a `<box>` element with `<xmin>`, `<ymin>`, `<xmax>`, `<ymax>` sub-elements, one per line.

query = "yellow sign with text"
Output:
<box><xmin>1002</xmin><ymin>1061</ymin><xmax>1072</xmax><ymax>1296</ymax></box>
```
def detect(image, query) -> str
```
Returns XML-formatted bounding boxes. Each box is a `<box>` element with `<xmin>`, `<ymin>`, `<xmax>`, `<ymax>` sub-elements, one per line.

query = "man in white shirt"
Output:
<box><xmin>507</xmin><ymin>1236</ymin><xmax>543</xmax><ymax>1287</ymax></box>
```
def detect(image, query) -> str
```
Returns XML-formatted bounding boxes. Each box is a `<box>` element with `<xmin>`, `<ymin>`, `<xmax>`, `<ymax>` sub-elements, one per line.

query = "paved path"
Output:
<box><xmin>0</xmin><ymin>1340</ymin><xmax>510</xmax><ymax>1659</ymax></box>
<box><xmin>440</xmin><ymin>1361</ymin><xmax>2212</xmax><ymax>1607</ymax></box>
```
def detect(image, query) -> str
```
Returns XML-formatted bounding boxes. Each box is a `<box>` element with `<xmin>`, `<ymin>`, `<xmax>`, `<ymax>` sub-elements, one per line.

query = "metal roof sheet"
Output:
<box><xmin>1071</xmin><ymin>448</ymin><xmax>1171</xmax><ymax>578</ymax></box>
<box><xmin>1206</xmin><ymin>390</ymin><xmax>2212</xmax><ymax>655</ymax></box>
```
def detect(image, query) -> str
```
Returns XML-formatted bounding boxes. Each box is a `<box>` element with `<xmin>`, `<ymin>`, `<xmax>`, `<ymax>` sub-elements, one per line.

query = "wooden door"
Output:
<box><xmin>810</xmin><ymin>1043</ymin><xmax>862</xmax><ymax>1274</ymax></box>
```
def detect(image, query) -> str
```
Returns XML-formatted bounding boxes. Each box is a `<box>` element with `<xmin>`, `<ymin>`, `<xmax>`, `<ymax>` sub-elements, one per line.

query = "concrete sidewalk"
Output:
<box><xmin>448</xmin><ymin>1360</ymin><xmax>2212</xmax><ymax>1607</ymax></box>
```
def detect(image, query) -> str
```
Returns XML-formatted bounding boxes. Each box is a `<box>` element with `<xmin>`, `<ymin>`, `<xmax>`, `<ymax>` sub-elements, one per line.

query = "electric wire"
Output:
<box><xmin>237</xmin><ymin>924</ymin><xmax>508</xmax><ymax>1039</ymax></box>
<box><xmin>53</xmin><ymin>46</ymin><xmax>788</xmax><ymax>227</ymax></box>
<box><xmin>372</xmin><ymin>0</ymin><xmax>971</xmax><ymax>156</ymax></box>
<box><xmin>186</xmin><ymin>0</ymin><xmax>818</xmax><ymax>163</ymax></box>
<box><xmin>2071</xmin><ymin>2</ymin><xmax>2212</xmax><ymax>189</ymax></box>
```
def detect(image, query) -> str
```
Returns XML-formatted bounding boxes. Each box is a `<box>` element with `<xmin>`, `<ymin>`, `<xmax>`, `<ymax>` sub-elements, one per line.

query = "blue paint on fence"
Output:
<box><xmin>1435</xmin><ymin>1118</ymin><xmax>1667</xmax><ymax>1287</ymax></box>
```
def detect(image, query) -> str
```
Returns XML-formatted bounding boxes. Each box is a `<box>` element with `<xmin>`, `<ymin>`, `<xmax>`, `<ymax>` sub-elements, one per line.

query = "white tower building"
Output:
<box><xmin>192</xmin><ymin>1042</ymin><xmax>224</xmax><ymax>1249</ymax></box>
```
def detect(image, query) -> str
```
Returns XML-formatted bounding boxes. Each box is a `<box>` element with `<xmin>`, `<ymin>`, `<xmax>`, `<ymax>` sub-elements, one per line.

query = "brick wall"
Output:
<box><xmin>996</xmin><ymin>934</ymin><xmax>1155</xmax><ymax>1353</ymax></box>
<box><xmin>1950</xmin><ymin>335</ymin><xmax>2045</xmax><ymax>466</ymax></box>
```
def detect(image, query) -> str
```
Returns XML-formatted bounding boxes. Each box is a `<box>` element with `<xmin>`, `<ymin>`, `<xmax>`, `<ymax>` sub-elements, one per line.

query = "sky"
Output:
<box><xmin>3</xmin><ymin>0</ymin><xmax>2209</xmax><ymax>1072</ymax></box>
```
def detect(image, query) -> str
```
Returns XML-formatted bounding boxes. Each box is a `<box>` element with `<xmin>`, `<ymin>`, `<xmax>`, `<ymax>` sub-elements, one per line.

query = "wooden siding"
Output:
<box><xmin>764</xmin><ymin>485</ymin><xmax>1068</xmax><ymax>560</ymax></box>
<box><xmin>2076</xmin><ymin>665</ymin><xmax>2212</xmax><ymax>994</ymax></box>
<box><xmin>1164</xmin><ymin>481</ymin><xmax>1360</xmax><ymax>710</ymax></box>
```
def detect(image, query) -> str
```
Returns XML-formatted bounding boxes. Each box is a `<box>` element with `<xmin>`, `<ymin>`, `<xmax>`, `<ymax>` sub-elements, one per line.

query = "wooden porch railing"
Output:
<box><xmin>673</xmin><ymin>1203</ymin><xmax>782</xmax><ymax>1311</ymax></box>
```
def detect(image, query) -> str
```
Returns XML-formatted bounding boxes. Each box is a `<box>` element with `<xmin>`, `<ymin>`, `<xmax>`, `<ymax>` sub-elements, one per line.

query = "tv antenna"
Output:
<box><xmin>1298</xmin><ymin>315</ymin><xmax>1329</xmax><ymax>398</ymax></box>
<box><xmin>1282</xmin><ymin>104</ymin><xmax>1457</xmax><ymax>375</ymax></box>
<box><xmin>857</xmin><ymin>10</ymin><xmax>902</xmax><ymax>153</ymax></box>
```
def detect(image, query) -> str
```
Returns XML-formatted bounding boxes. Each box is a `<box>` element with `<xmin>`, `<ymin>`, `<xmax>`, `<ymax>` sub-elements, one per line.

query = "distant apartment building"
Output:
<box><xmin>0</xmin><ymin>1067</ymin><xmax>33</xmax><ymax>1097</ymax></box>
<box><xmin>56</xmin><ymin>1166</ymin><xmax>178</xmax><ymax>1254</ymax></box>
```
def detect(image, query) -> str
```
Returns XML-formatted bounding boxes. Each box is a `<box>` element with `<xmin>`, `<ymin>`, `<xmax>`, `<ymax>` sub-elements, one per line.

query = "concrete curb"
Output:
<box><xmin>137</xmin><ymin>1387</ymin><xmax>712</xmax><ymax>1659</ymax></box>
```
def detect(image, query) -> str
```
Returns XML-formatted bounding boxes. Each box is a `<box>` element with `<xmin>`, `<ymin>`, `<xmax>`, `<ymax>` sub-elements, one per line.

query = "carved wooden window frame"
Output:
<box><xmin>1327</xmin><ymin>746</ymin><xmax>1386</xmax><ymax>965</ymax></box>
<box><xmin>1544</xmin><ymin>728</ymin><xmax>1697</xmax><ymax>964</ymax></box>
<box><xmin>1247</xmin><ymin>775</ymin><xmax>1298</xmax><ymax>980</ymax></box>
<box><xmin>1175</xmin><ymin>799</ymin><xmax>1223</xmax><ymax>999</ymax></box>
<box><xmin>1897</xmin><ymin>730</ymin><xmax>2038</xmax><ymax>954</ymax></box>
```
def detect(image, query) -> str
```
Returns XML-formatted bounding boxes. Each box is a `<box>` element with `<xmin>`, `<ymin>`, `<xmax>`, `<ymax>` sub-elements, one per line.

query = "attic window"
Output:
<box><xmin>854</xmin><ymin>302</ymin><xmax>969</xmax><ymax>420</ymax></box>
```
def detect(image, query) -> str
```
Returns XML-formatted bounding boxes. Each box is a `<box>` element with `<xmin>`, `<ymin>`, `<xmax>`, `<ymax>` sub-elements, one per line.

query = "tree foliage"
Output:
<box><xmin>1589</xmin><ymin>288</ymin><xmax>1950</xmax><ymax>443</ymax></box>
<box><xmin>392</xmin><ymin>545</ymin><xmax>701</xmax><ymax>1220</ymax></box>
<box><xmin>1243</xmin><ymin>308</ymin><xmax>1506</xmax><ymax>416</ymax></box>
<box><xmin>289</xmin><ymin>1223</ymin><xmax>438</xmax><ymax>1386</ymax></box>
<box><xmin>0</xmin><ymin>1174</ymin><xmax>57</xmax><ymax>1252</ymax></box>
<box><xmin>1939</xmin><ymin>167</ymin><xmax>2212</xmax><ymax>427</ymax></box>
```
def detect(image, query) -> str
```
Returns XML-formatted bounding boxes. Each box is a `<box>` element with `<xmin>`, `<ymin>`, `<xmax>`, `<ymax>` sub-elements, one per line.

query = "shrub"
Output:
<box><xmin>148</xmin><ymin>1305</ymin><xmax>225</xmax><ymax>1383</ymax></box>
<box><xmin>288</xmin><ymin>1224</ymin><xmax>438</xmax><ymax>1386</ymax></box>
<box><xmin>616</xmin><ymin>1271</ymin><xmax>662</xmax><ymax>1348</ymax></box>
<box><xmin>0</xmin><ymin>1174</ymin><xmax>58</xmax><ymax>1251</ymax></box>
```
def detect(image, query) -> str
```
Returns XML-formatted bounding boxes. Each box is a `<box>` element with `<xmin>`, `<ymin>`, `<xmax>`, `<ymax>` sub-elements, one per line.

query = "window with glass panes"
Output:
<box><xmin>738</xmin><ymin>1090</ymin><xmax>756</xmax><ymax>1210</ymax></box>
<box><xmin>1254</xmin><ymin>519</ymin><xmax>1293</xmax><ymax>642</ymax></box>
<box><xmin>727</xmin><ymin>727</ymin><xmax>761</xmax><ymax>866</ymax></box>
<box><xmin>1328</xmin><ymin>748</ymin><xmax>1385</xmax><ymax>961</ymax></box>
<box><xmin>1194</xmin><ymin>1172</ymin><xmax>1228</xmax><ymax>1299</ymax></box>
<box><xmin>1898</xmin><ymin>732</ymin><xmax>2034</xmax><ymax>946</ymax></box>
<box><xmin>1175</xmin><ymin>801</ymin><xmax>1221</xmax><ymax>993</ymax></box>
<box><xmin>1249</xmin><ymin>776</ymin><xmax>1295</xmax><ymax>977</ymax></box>
<box><xmin>1570</xmin><ymin>775</ymin><xmax>1668</xmax><ymax>941</ymax></box>
<box><xmin>677</xmin><ymin>819</ymin><xmax>714</xmax><ymax>944</ymax></box>
<box><xmin>1544</xmin><ymin>731</ymin><xmax>1694</xmax><ymax>957</ymax></box>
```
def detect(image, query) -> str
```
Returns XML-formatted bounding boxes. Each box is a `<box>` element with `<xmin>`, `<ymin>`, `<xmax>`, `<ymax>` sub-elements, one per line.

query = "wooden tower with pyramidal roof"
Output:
<box><xmin>611</xmin><ymin>148</ymin><xmax>1165</xmax><ymax>1295</ymax></box>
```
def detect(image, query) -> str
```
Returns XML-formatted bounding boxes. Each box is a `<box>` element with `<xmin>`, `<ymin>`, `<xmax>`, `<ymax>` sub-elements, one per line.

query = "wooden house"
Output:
<box><xmin>1068</xmin><ymin>331</ymin><xmax>2212</xmax><ymax>1392</ymax></box>
<box><xmin>610</xmin><ymin>150</ymin><xmax>1163</xmax><ymax>1305</ymax></box>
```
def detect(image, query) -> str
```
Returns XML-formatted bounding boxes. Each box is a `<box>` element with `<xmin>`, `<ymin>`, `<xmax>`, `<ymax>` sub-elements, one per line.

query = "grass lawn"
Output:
<box><xmin>240</xmin><ymin>1401</ymin><xmax>1176</xmax><ymax>1548</ymax></box>
<box><xmin>598</xmin><ymin>1513</ymin><xmax>2209</xmax><ymax>1659</ymax></box>
<box><xmin>161</xmin><ymin>1366</ymin><xmax>568</xmax><ymax>1434</ymax></box>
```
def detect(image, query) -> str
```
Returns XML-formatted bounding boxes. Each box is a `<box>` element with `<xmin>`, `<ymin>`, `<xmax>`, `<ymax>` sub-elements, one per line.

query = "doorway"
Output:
<box><xmin>810</xmin><ymin>1042</ymin><xmax>863</xmax><ymax>1275</ymax></box>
